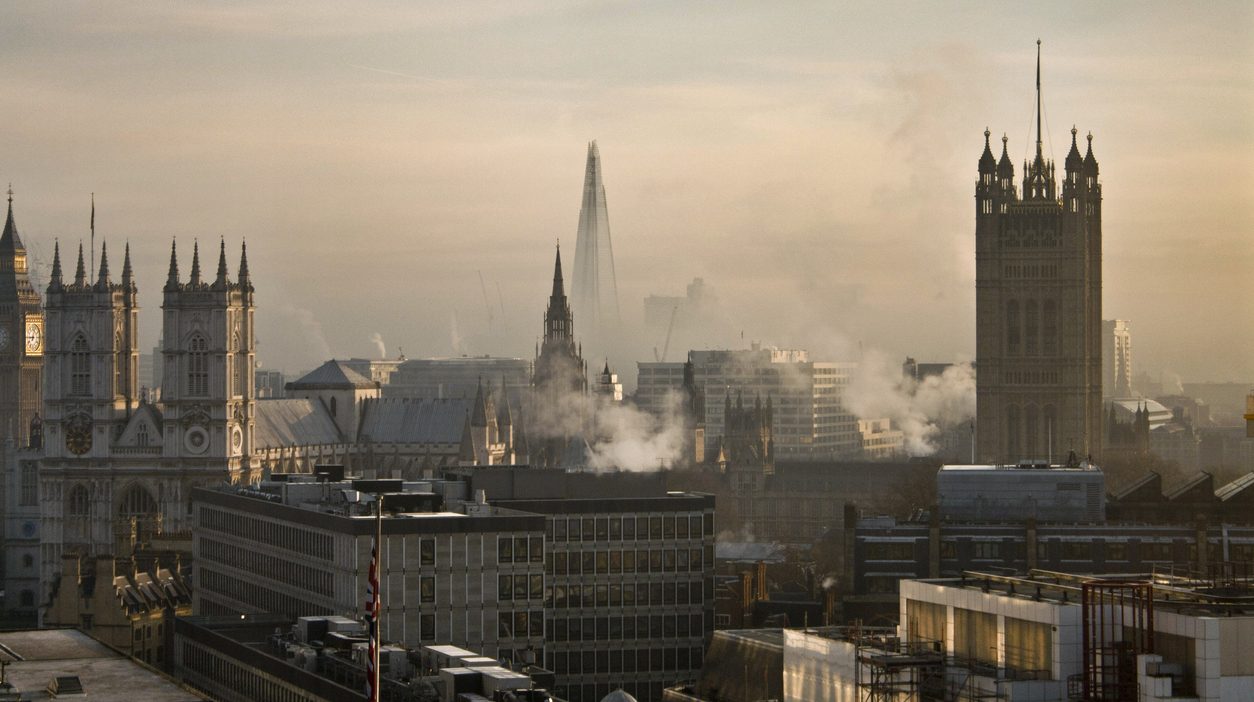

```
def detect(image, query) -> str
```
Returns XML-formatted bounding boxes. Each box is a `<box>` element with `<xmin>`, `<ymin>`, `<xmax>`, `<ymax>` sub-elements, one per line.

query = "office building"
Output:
<box><xmin>1102</xmin><ymin>319</ymin><xmax>1132</xmax><ymax>398</ymax></box>
<box><xmin>572</xmin><ymin>141</ymin><xmax>620</xmax><ymax>338</ymax></box>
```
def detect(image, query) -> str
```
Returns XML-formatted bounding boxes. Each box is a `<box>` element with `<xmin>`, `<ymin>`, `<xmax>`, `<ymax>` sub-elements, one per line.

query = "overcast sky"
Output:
<box><xmin>1</xmin><ymin>1</ymin><xmax>1250</xmax><ymax>384</ymax></box>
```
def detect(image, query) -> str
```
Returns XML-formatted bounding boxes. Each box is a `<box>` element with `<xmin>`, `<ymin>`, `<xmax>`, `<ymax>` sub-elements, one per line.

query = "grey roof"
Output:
<box><xmin>255</xmin><ymin>399</ymin><xmax>342</xmax><ymax>449</ymax></box>
<box><xmin>357</xmin><ymin>397</ymin><xmax>473</xmax><ymax>444</ymax></box>
<box><xmin>288</xmin><ymin>360</ymin><xmax>377</xmax><ymax>389</ymax></box>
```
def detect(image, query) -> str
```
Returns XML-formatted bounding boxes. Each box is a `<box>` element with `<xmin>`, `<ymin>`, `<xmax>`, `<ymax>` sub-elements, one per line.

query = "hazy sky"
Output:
<box><xmin>1</xmin><ymin>2</ymin><xmax>1250</xmax><ymax>384</ymax></box>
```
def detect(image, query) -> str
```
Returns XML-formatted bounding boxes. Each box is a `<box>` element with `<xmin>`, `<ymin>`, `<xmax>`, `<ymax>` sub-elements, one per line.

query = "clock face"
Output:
<box><xmin>66</xmin><ymin>417</ymin><xmax>92</xmax><ymax>456</ymax></box>
<box><xmin>184</xmin><ymin>425</ymin><xmax>209</xmax><ymax>455</ymax></box>
<box><xmin>230</xmin><ymin>426</ymin><xmax>243</xmax><ymax>453</ymax></box>
<box><xmin>24</xmin><ymin>319</ymin><xmax>42</xmax><ymax>355</ymax></box>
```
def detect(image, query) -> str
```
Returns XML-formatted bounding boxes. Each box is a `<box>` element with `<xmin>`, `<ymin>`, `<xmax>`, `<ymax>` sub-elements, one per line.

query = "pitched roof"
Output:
<box><xmin>357</xmin><ymin>397</ymin><xmax>472</xmax><ymax>444</ymax></box>
<box><xmin>288</xmin><ymin>360</ymin><xmax>377</xmax><ymax>390</ymax></box>
<box><xmin>254</xmin><ymin>399</ymin><xmax>342</xmax><ymax>449</ymax></box>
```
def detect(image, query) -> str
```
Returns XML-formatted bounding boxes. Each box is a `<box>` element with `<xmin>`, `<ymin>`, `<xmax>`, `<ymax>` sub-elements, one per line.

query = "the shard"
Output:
<box><xmin>572</xmin><ymin>140</ymin><xmax>620</xmax><ymax>334</ymax></box>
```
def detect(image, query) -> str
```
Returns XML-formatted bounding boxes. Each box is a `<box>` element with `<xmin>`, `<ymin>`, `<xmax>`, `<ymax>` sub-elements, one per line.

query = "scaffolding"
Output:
<box><xmin>1076</xmin><ymin>580</ymin><xmax>1153</xmax><ymax>702</ymax></box>
<box><xmin>853</xmin><ymin>628</ymin><xmax>944</xmax><ymax>702</ymax></box>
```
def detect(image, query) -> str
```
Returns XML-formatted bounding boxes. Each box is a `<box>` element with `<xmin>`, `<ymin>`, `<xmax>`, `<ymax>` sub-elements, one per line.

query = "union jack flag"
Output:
<box><xmin>366</xmin><ymin>534</ymin><xmax>380</xmax><ymax>701</ymax></box>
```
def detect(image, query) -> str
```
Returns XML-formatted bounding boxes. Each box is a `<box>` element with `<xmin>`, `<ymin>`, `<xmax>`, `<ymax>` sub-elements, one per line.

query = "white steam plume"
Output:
<box><xmin>369</xmin><ymin>332</ymin><xmax>386</xmax><ymax>359</ymax></box>
<box><xmin>844</xmin><ymin>351</ymin><xmax>975</xmax><ymax>456</ymax></box>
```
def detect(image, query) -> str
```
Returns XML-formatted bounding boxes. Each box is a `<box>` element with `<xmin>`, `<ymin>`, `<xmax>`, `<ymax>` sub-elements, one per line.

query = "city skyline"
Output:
<box><xmin>0</xmin><ymin>2</ymin><xmax>1249</xmax><ymax>383</ymax></box>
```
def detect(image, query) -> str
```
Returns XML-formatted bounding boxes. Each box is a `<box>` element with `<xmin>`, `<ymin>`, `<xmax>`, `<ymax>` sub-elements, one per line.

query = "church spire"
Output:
<box><xmin>74</xmin><ymin>242</ymin><xmax>86</xmax><ymax>287</ymax></box>
<box><xmin>544</xmin><ymin>243</ymin><xmax>574</xmax><ymax>343</ymax></box>
<box><xmin>121</xmin><ymin>241</ymin><xmax>134</xmax><ymax>288</ymax></box>
<box><xmin>188</xmin><ymin>240</ymin><xmax>202</xmax><ymax>286</ymax></box>
<box><xmin>213</xmin><ymin>237</ymin><xmax>229</xmax><ymax>289</ymax></box>
<box><xmin>95</xmin><ymin>240</ymin><xmax>110</xmax><ymax>289</ymax></box>
<box><xmin>165</xmin><ymin>240</ymin><xmax>180</xmax><ymax>291</ymax></box>
<box><xmin>1035</xmin><ymin>39</ymin><xmax>1043</xmax><ymax>165</ymax></box>
<box><xmin>238</xmin><ymin>239</ymin><xmax>251</xmax><ymax>290</ymax></box>
<box><xmin>0</xmin><ymin>184</ymin><xmax>24</xmax><ymax>254</ymax></box>
<box><xmin>49</xmin><ymin>239</ymin><xmax>63</xmax><ymax>292</ymax></box>
<box><xmin>552</xmin><ymin>243</ymin><xmax>565</xmax><ymax>299</ymax></box>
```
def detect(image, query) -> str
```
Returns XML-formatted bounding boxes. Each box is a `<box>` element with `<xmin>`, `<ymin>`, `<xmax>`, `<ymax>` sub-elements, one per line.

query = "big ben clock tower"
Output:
<box><xmin>0</xmin><ymin>189</ymin><xmax>44</xmax><ymax>446</ymax></box>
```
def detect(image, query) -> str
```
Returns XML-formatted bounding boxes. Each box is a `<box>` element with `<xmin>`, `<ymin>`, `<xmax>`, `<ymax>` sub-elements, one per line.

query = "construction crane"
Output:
<box><xmin>477</xmin><ymin>270</ymin><xmax>494</xmax><ymax>337</ymax></box>
<box><xmin>653</xmin><ymin>305</ymin><xmax>679</xmax><ymax>362</ymax></box>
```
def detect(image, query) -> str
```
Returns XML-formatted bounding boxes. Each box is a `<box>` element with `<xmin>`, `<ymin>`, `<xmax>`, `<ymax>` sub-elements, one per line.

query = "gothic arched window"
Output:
<box><xmin>188</xmin><ymin>334</ymin><xmax>208</xmax><ymax>397</ymax></box>
<box><xmin>1025</xmin><ymin>405</ymin><xmax>1040</xmax><ymax>459</ymax></box>
<box><xmin>1042</xmin><ymin>301</ymin><xmax>1058</xmax><ymax>355</ymax></box>
<box><xmin>232</xmin><ymin>333</ymin><xmax>245</xmax><ymax>397</ymax></box>
<box><xmin>1006</xmin><ymin>301</ymin><xmax>1020</xmax><ymax>355</ymax></box>
<box><xmin>70</xmin><ymin>334</ymin><xmax>91</xmax><ymax>396</ymax></box>
<box><xmin>68</xmin><ymin>484</ymin><xmax>90</xmax><ymax>517</ymax></box>
<box><xmin>114</xmin><ymin>332</ymin><xmax>127</xmax><ymax>396</ymax></box>
<box><xmin>1044</xmin><ymin>405</ymin><xmax>1057</xmax><ymax>460</ymax></box>
<box><xmin>1006</xmin><ymin>405</ymin><xmax>1021</xmax><ymax>460</ymax></box>
<box><xmin>1025</xmin><ymin>300</ymin><xmax>1039</xmax><ymax>355</ymax></box>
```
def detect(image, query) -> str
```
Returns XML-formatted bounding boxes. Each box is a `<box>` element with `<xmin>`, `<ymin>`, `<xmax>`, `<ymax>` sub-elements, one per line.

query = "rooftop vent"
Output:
<box><xmin>47</xmin><ymin>675</ymin><xmax>85</xmax><ymax>696</ymax></box>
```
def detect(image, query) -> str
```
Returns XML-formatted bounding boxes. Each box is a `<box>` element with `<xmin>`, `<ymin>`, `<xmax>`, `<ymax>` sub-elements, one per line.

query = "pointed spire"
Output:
<box><xmin>552</xmin><ymin>243</ymin><xmax>565</xmax><ymax>299</ymax></box>
<box><xmin>95</xmin><ymin>240</ymin><xmax>110</xmax><ymax>289</ymax></box>
<box><xmin>213</xmin><ymin>237</ymin><xmax>229</xmax><ymax>289</ymax></box>
<box><xmin>238</xmin><ymin>239</ymin><xmax>251</xmax><ymax>290</ymax></box>
<box><xmin>121</xmin><ymin>242</ymin><xmax>133</xmax><ymax>287</ymax></box>
<box><xmin>1034</xmin><ymin>39</ymin><xmax>1043</xmax><ymax>164</ymax></box>
<box><xmin>74</xmin><ymin>242</ymin><xmax>86</xmax><ymax>287</ymax></box>
<box><xmin>0</xmin><ymin>184</ymin><xmax>23</xmax><ymax>254</ymax></box>
<box><xmin>1065</xmin><ymin>125</ymin><xmax>1083</xmax><ymax>171</ymax></box>
<box><xmin>48</xmin><ymin>240</ymin><xmax>63</xmax><ymax>292</ymax></box>
<box><xmin>188</xmin><ymin>240</ymin><xmax>202</xmax><ymax>286</ymax></box>
<box><xmin>165</xmin><ymin>240</ymin><xmax>180</xmax><ymax>292</ymax></box>
<box><xmin>1083</xmin><ymin>131</ymin><xmax>1098</xmax><ymax>173</ymax></box>
<box><xmin>472</xmin><ymin>378</ymin><xmax>488</xmax><ymax>427</ymax></box>
<box><xmin>979</xmin><ymin>128</ymin><xmax>995</xmax><ymax>172</ymax></box>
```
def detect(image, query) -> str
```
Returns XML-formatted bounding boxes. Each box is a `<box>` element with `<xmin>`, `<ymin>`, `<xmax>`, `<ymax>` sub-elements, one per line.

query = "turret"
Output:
<box><xmin>48</xmin><ymin>240</ymin><xmax>63</xmax><ymax>292</ymax></box>
<box><xmin>93</xmin><ymin>240</ymin><xmax>110</xmax><ymax>291</ymax></box>
<box><xmin>165</xmin><ymin>240</ymin><xmax>180</xmax><ymax>292</ymax></box>
<box><xmin>212</xmin><ymin>237</ymin><xmax>229</xmax><ymax>290</ymax></box>
<box><xmin>188</xmin><ymin>241</ymin><xmax>202</xmax><ymax>287</ymax></box>
<box><xmin>73</xmin><ymin>242</ymin><xmax>86</xmax><ymax>287</ymax></box>
<box><xmin>121</xmin><ymin>242</ymin><xmax>134</xmax><ymax>290</ymax></box>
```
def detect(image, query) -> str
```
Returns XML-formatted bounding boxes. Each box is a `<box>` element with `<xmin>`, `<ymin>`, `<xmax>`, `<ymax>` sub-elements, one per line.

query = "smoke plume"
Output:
<box><xmin>844</xmin><ymin>351</ymin><xmax>975</xmax><ymax>456</ymax></box>
<box><xmin>369</xmin><ymin>332</ymin><xmax>386</xmax><ymax>359</ymax></box>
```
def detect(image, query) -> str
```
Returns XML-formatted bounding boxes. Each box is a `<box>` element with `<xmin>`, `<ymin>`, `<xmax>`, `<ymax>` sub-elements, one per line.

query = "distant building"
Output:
<box><xmin>0</xmin><ymin>194</ymin><xmax>44</xmax><ymax>448</ymax></box>
<box><xmin>339</xmin><ymin>356</ymin><xmax>402</xmax><ymax>387</ymax></box>
<box><xmin>975</xmin><ymin>48</ymin><xmax>1103</xmax><ymax>463</ymax></box>
<box><xmin>254</xmin><ymin>368</ymin><xmax>286</xmax><ymax>398</ymax></box>
<box><xmin>1102</xmin><ymin>319</ymin><xmax>1133</xmax><ymax>398</ymax></box>
<box><xmin>857</xmin><ymin>418</ymin><xmax>903</xmax><ymax>459</ymax></box>
<box><xmin>531</xmin><ymin>246</ymin><xmax>589</xmax><ymax>468</ymax></box>
<box><xmin>638</xmin><ymin>347</ymin><xmax>860</xmax><ymax>461</ymax></box>
<box><xmin>936</xmin><ymin>461</ymin><xmax>1104</xmax><ymax>523</ymax></box>
<box><xmin>572</xmin><ymin>141</ymin><xmax>621</xmax><ymax>340</ymax></box>
<box><xmin>1</xmin><ymin>443</ymin><xmax>41</xmax><ymax>619</ymax></box>
<box><xmin>384</xmin><ymin>356</ymin><xmax>532</xmax><ymax>400</ymax></box>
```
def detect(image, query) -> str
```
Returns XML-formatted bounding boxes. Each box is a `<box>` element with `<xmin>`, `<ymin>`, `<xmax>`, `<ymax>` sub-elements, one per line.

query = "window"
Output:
<box><xmin>973</xmin><ymin>541</ymin><xmax>1001</xmax><ymax>560</ymax></box>
<box><xmin>188</xmin><ymin>334</ymin><xmax>209</xmax><ymax>396</ymax></box>
<box><xmin>498</xmin><ymin>536</ymin><xmax>513</xmax><ymax>564</ymax></box>
<box><xmin>420</xmin><ymin>538</ymin><xmax>435</xmax><ymax>566</ymax></box>
<box><xmin>1042</xmin><ymin>300</ymin><xmax>1057</xmax><ymax>355</ymax></box>
<box><xmin>136</xmin><ymin>423</ymin><xmax>150</xmax><ymax>446</ymax></box>
<box><xmin>1006</xmin><ymin>301</ymin><xmax>1020</xmax><ymax>354</ymax></box>
<box><xmin>981</xmin><ymin>198</ymin><xmax>992</xmax><ymax>214</ymax></box>
<box><xmin>70</xmin><ymin>334</ymin><xmax>90</xmax><ymax>396</ymax></box>
<box><xmin>114</xmin><ymin>333</ymin><xmax>126</xmax><ymax>396</ymax></box>
<box><xmin>19</xmin><ymin>463</ymin><xmax>37</xmax><ymax>506</ymax></box>
<box><xmin>420</xmin><ymin>576</ymin><xmax>435</xmax><ymax>603</ymax></box>
<box><xmin>1024</xmin><ymin>300</ymin><xmax>1038</xmax><ymax>355</ymax></box>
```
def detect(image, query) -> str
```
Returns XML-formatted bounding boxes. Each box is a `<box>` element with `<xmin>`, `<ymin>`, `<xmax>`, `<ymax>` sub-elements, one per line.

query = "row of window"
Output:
<box><xmin>499</xmin><ymin>574</ymin><xmax>544</xmax><ymax>602</ymax></box>
<box><xmin>180</xmin><ymin>642</ymin><xmax>322</xmax><ymax>702</ymax></box>
<box><xmin>497</xmin><ymin>609</ymin><xmax>546</xmax><ymax>640</ymax></box>
<box><xmin>1003</xmin><ymin>264</ymin><xmax>1059</xmax><ymax>279</ymax></box>
<box><xmin>497</xmin><ymin>535</ymin><xmax>544</xmax><ymax>564</ymax></box>
<box><xmin>1005</xmin><ymin>404</ymin><xmax>1059</xmax><ymax>460</ymax></box>
<box><xmin>200</xmin><ymin>568</ymin><xmax>328</xmax><ymax>619</ymax></box>
<box><xmin>200</xmin><ymin>508</ymin><xmax>333</xmax><ymax>560</ymax></box>
<box><xmin>547</xmin><ymin>646</ymin><xmax>703</xmax><ymax>678</ymax></box>
<box><xmin>548</xmin><ymin>514</ymin><xmax>712</xmax><ymax>543</ymax></box>
<box><xmin>548</xmin><ymin>613</ymin><xmax>707</xmax><ymax>643</ymax></box>
<box><xmin>547</xmin><ymin>579</ymin><xmax>709</xmax><ymax>610</ymax></box>
<box><xmin>1004</xmin><ymin>299</ymin><xmax>1059</xmax><ymax>356</ymax></box>
<box><xmin>1003</xmin><ymin>370</ymin><xmax>1061</xmax><ymax>385</ymax></box>
<box><xmin>865</xmin><ymin>539</ymin><xmax>1254</xmax><ymax>565</ymax></box>
<box><xmin>201</xmin><ymin>537</ymin><xmax>335</xmax><ymax>597</ymax></box>
<box><xmin>547</xmin><ymin>547</ymin><xmax>708</xmax><ymax>577</ymax></box>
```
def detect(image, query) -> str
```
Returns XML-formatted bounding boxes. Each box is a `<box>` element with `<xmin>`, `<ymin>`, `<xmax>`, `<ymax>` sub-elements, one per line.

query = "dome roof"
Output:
<box><xmin>601</xmin><ymin>690</ymin><xmax>638</xmax><ymax>702</ymax></box>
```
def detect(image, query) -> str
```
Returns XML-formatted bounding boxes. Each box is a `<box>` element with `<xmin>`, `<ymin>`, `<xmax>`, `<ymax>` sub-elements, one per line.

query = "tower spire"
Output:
<box><xmin>189</xmin><ymin>240</ymin><xmax>202</xmax><ymax>286</ymax></box>
<box><xmin>95</xmin><ymin>239</ymin><xmax>110</xmax><ymax>289</ymax></box>
<box><xmin>213</xmin><ymin>236</ymin><xmax>229</xmax><ymax>289</ymax></box>
<box><xmin>121</xmin><ymin>241</ymin><xmax>134</xmax><ymax>288</ymax></box>
<box><xmin>1035</xmin><ymin>39</ymin><xmax>1043</xmax><ymax>164</ymax></box>
<box><xmin>165</xmin><ymin>240</ymin><xmax>180</xmax><ymax>291</ymax></box>
<box><xmin>238</xmin><ymin>239</ymin><xmax>251</xmax><ymax>290</ymax></box>
<box><xmin>74</xmin><ymin>242</ymin><xmax>86</xmax><ymax>287</ymax></box>
<box><xmin>49</xmin><ymin>239</ymin><xmax>63</xmax><ymax>291</ymax></box>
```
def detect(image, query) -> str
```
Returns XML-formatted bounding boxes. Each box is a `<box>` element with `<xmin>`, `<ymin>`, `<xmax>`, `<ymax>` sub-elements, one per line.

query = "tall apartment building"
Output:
<box><xmin>191</xmin><ymin>476</ymin><xmax>547</xmax><ymax>664</ymax></box>
<box><xmin>637</xmin><ymin>348</ymin><xmax>859</xmax><ymax>460</ymax></box>
<box><xmin>975</xmin><ymin>45</ymin><xmax>1103</xmax><ymax>463</ymax></box>
<box><xmin>1102</xmin><ymin>319</ymin><xmax>1132</xmax><ymax>398</ymax></box>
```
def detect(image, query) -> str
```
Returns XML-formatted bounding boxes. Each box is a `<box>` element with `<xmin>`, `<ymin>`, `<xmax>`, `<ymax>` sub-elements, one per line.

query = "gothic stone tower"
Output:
<box><xmin>0</xmin><ymin>192</ymin><xmax>44</xmax><ymax>446</ymax></box>
<box><xmin>159</xmin><ymin>239</ymin><xmax>256</xmax><ymax>480</ymax></box>
<box><xmin>531</xmin><ymin>245</ymin><xmax>587</xmax><ymax>467</ymax></box>
<box><xmin>975</xmin><ymin>44</ymin><xmax>1102</xmax><ymax>463</ymax></box>
<box><xmin>40</xmin><ymin>237</ymin><xmax>254</xmax><ymax>599</ymax></box>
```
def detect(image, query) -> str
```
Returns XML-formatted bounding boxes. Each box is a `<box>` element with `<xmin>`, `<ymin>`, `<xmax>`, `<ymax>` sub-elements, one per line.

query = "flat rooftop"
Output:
<box><xmin>0</xmin><ymin>629</ymin><xmax>207</xmax><ymax>701</ymax></box>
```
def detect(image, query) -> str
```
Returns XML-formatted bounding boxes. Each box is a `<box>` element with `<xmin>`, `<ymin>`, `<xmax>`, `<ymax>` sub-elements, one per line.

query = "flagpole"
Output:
<box><xmin>90</xmin><ymin>193</ymin><xmax>95</xmax><ymax>282</ymax></box>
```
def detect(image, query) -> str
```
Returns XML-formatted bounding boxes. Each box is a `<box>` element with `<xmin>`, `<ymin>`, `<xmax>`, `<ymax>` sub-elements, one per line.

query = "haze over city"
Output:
<box><xmin>0</xmin><ymin>1</ymin><xmax>1250</xmax><ymax>383</ymax></box>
